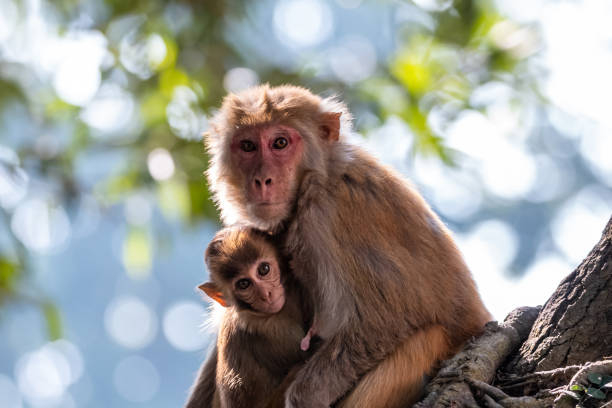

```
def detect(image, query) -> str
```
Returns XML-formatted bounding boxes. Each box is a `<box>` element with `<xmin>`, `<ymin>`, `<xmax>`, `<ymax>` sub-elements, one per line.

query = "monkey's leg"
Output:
<box><xmin>337</xmin><ymin>325</ymin><xmax>452</xmax><ymax>408</ymax></box>
<box><xmin>262</xmin><ymin>364</ymin><xmax>304</xmax><ymax>408</ymax></box>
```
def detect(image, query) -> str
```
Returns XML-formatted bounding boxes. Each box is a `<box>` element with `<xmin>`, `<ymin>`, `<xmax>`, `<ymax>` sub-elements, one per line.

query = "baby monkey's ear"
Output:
<box><xmin>198</xmin><ymin>282</ymin><xmax>229</xmax><ymax>307</ymax></box>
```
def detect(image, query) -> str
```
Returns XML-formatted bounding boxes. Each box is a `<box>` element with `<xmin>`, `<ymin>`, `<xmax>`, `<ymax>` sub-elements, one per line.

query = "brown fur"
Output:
<box><xmin>184</xmin><ymin>227</ymin><xmax>313</xmax><ymax>408</ymax></box>
<box><xmin>205</xmin><ymin>85</ymin><xmax>492</xmax><ymax>407</ymax></box>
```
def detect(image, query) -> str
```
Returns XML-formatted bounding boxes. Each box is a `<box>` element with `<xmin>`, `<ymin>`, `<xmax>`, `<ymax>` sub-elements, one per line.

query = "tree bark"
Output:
<box><xmin>417</xmin><ymin>214</ymin><xmax>612</xmax><ymax>407</ymax></box>
<box><xmin>503</xmin><ymin>215</ymin><xmax>612</xmax><ymax>376</ymax></box>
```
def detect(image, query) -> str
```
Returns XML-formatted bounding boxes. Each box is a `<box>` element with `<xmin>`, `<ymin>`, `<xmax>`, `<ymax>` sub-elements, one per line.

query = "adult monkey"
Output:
<box><xmin>205</xmin><ymin>84</ymin><xmax>491</xmax><ymax>407</ymax></box>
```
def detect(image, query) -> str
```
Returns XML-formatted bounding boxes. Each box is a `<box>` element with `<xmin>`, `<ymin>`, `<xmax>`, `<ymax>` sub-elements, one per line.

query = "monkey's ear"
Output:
<box><xmin>198</xmin><ymin>282</ymin><xmax>229</xmax><ymax>307</ymax></box>
<box><xmin>320</xmin><ymin>112</ymin><xmax>341</xmax><ymax>142</ymax></box>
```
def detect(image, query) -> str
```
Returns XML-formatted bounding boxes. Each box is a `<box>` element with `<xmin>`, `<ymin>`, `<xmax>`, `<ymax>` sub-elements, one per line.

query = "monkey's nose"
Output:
<box><xmin>260</xmin><ymin>290</ymin><xmax>272</xmax><ymax>302</ymax></box>
<box><xmin>254</xmin><ymin>177</ymin><xmax>272</xmax><ymax>188</ymax></box>
<box><xmin>253</xmin><ymin>177</ymin><xmax>273</xmax><ymax>200</ymax></box>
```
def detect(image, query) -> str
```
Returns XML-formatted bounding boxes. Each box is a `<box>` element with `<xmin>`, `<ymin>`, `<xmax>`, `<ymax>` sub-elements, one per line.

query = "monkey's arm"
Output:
<box><xmin>283</xmin><ymin>173</ymin><xmax>419</xmax><ymax>407</ymax></box>
<box><xmin>218</xmin><ymin>337</ymin><xmax>282</xmax><ymax>408</ymax></box>
<box><xmin>285</xmin><ymin>323</ymin><xmax>392</xmax><ymax>408</ymax></box>
<box><xmin>185</xmin><ymin>345</ymin><xmax>218</xmax><ymax>408</ymax></box>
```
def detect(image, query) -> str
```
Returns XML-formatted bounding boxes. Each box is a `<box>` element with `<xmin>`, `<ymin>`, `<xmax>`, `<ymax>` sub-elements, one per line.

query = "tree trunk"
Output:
<box><xmin>503</xmin><ymin>216</ymin><xmax>612</xmax><ymax>376</ymax></box>
<box><xmin>417</xmin><ymin>214</ymin><xmax>612</xmax><ymax>407</ymax></box>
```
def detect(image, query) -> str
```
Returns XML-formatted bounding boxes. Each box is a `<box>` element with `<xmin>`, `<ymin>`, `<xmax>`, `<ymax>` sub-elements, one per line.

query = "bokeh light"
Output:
<box><xmin>113</xmin><ymin>355</ymin><xmax>160</xmax><ymax>403</ymax></box>
<box><xmin>580</xmin><ymin>127</ymin><xmax>612</xmax><ymax>187</ymax></box>
<box><xmin>413</xmin><ymin>156</ymin><xmax>482</xmax><ymax>221</ymax></box>
<box><xmin>527</xmin><ymin>155</ymin><xmax>575</xmax><ymax>203</ymax></box>
<box><xmin>163</xmin><ymin>301</ymin><xmax>209</xmax><ymax>352</ymax></box>
<box><xmin>412</xmin><ymin>0</ymin><xmax>452</xmax><ymax>12</ymax></box>
<box><xmin>458</xmin><ymin>219</ymin><xmax>519</xmax><ymax>274</ymax></box>
<box><xmin>15</xmin><ymin>341</ymin><xmax>83</xmax><ymax>407</ymax></box>
<box><xmin>104</xmin><ymin>296</ymin><xmax>158</xmax><ymax>349</ymax></box>
<box><xmin>457</xmin><ymin>220</ymin><xmax>521</xmax><ymax>320</ymax></box>
<box><xmin>446</xmin><ymin>110</ymin><xmax>537</xmax><ymax>200</ymax></box>
<box><xmin>273</xmin><ymin>0</ymin><xmax>333</xmax><ymax>48</ymax></box>
<box><xmin>80</xmin><ymin>84</ymin><xmax>135</xmax><ymax>135</ymax></box>
<box><xmin>223</xmin><ymin>67</ymin><xmax>259</xmax><ymax>93</ymax></box>
<box><xmin>52</xmin><ymin>31</ymin><xmax>107</xmax><ymax>106</ymax></box>
<box><xmin>146</xmin><ymin>34</ymin><xmax>168</xmax><ymax>69</ymax></box>
<box><xmin>166</xmin><ymin>86</ymin><xmax>207</xmax><ymax>141</ymax></box>
<box><xmin>11</xmin><ymin>198</ymin><xmax>71</xmax><ymax>254</ymax></box>
<box><xmin>0</xmin><ymin>146</ymin><xmax>28</xmax><ymax>210</ymax></box>
<box><xmin>328</xmin><ymin>36</ymin><xmax>377</xmax><ymax>84</ymax></box>
<box><xmin>117</xmin><ymin>18</ymin><xmax>154</xmax><ymax>80</ymax></box>
<box><xmin>552</xmin><ymin>186</ymin><xmax>612</xmax><ymax>265</ymax></box>
<box><xmin>0</xmin><ymin>0</ymin><xmax>18</xmax><ymax>44</ymax></box>
<box><xmin>351</xmin><ymin>116</ymin><xmax>413</xmax><ymax>174</ymax></box>
<box><xmin>147</xmin><ymin>148</ymin><xmax>175</xmax><ymax>181</ymax></box>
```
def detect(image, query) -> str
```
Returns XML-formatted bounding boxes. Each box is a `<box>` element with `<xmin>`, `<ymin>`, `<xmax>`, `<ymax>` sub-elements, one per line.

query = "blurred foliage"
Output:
<box><xmin>0</xmin><ymin>0</ymin><xmax>540</xmax><ymax>336</ymax></box>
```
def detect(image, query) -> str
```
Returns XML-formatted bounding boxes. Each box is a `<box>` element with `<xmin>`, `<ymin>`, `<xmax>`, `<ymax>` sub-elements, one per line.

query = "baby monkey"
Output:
<box><xmin>187</xmin><ymin>227</ymin><xmax>314</xmax><ymax>408</ymax></box>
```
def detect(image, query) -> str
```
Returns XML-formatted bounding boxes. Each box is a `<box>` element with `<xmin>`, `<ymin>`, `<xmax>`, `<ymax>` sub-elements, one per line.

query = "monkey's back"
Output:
<box><xmin>289</xmin><ymin>144</ymin><xmax>491</xmax><ymax>347</ymax></box>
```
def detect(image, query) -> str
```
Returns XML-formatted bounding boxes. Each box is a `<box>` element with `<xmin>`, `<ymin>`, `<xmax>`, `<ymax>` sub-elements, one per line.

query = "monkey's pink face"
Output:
<box><xmin>230</xmin><ymin>125</ymin><xmax>304</xmax><ymax>224</ymax></box>
<box><xmin>232</xmin><ymin>258</ymin><xmax>286</xmax><ymax>314</ymax></box>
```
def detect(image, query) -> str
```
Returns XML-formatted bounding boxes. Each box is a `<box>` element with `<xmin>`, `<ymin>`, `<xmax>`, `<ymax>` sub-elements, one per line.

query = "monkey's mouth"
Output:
<box><xmin>250</xmin><ymin>202</ymin><xmax>286</xmax><ymax>218</ymax></box>
<box><xmin>254</xmin><ymin>201</ymin><xmax>282</xmax><ymax>208</ymax></box>
<box><xmin>266</xmin><ymin>295</ymin><xmax>285</xmax><ymax>314</ymax></box>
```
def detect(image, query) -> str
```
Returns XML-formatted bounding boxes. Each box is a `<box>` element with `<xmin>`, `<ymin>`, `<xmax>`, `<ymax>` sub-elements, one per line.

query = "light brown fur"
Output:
<box><xmin>338</xmin><ymin>325</ymin><xmax>452</xmax><ymax>407</ymax></box>
<box><xmin>205</xmin><ymin>85</ymin><xmax>492</xmax><ymax>407</ymax></box>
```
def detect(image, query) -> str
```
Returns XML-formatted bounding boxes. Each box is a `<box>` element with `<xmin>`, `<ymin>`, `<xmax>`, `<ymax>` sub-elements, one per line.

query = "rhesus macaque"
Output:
<box><xmin>185</xmin><ymin>227</ymin><xmax>313</xmax><ymax>408</ymax></box>
<box><xmin>204</xmin><ymin>84</ymin><xmax>492</xmax><ymax>407</ymax></box>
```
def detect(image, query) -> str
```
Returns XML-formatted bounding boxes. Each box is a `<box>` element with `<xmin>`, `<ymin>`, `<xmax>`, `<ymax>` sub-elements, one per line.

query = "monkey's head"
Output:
<box><xmin>205</xmin><ymin>84</ymin><xmax>351</xmax><ymax>230</ymax></box>
<box><xmin>199</xmin><ymin>227</ymin><xmax>286</xmax><ymax>315</ymax></box>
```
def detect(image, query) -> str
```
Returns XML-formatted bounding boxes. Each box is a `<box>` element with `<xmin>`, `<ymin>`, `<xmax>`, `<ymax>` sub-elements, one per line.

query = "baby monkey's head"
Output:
<box><xmin>200</xmin><ymin>227</ymin><xmax>286</xmax><ymax>315</ymax></box>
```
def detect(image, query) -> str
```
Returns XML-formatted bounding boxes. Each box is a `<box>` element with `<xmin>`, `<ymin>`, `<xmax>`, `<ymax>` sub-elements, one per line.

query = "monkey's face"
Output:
<box><xmin>230</xmin><ymin>124</ymin><xmax>304</xmax><ymax>226</ymax></box>
<box><xmin>232</xmin><ymin>256</ymin><xmax>286</xmax><ymax>314</ymax></box>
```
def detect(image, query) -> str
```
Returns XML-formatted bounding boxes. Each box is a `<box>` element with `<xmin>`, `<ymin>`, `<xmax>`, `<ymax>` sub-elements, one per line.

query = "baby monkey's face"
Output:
<box><xmin>232</xmin><ymin>256</ymin><xmax>285</xmax><ymax>314</ymax></box>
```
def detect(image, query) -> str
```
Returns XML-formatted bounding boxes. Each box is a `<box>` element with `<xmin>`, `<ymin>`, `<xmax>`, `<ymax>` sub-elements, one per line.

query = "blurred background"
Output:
<box><xmin>0</xmin><ymin>0</ymin><xmax>611</xmax><ymax>406</ymax></box>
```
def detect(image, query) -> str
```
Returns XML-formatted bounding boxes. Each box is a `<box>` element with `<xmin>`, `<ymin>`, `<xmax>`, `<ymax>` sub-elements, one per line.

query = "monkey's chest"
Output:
<box><xmin>249</xmin><ymin>323</ymin><xmax>307</xmax><ymax>376</ymax></box>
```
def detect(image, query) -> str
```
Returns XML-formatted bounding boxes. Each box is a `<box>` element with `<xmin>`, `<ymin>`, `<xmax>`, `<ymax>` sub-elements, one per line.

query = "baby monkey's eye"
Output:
<box><xmin>257</xmin><ymin>262</ymin><xmax>270</xmax><ymax>276</ymax></box>
<box><xmin>236</xmin><ymin>279</ymin><xmax>251</xmax><ymax>290</ymax></box>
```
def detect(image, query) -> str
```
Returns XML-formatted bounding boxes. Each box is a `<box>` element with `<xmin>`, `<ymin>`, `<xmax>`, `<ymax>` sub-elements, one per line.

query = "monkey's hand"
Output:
<box><xmin>300</xmin><ymin>326</ymin><xmax>316</xmax><ymax>351</ymax></box>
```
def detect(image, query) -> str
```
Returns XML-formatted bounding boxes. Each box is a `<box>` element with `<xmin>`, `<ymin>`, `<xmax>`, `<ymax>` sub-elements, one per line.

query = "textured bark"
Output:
<box><xmin>504</xmin><ymin>215</ymin><xmax>612</xmax><ymax>376</ymax></box>
<box><xmin>416</xmin><ymin>214</ymin><xmax>612</xmax><ymax>407</ymax></box>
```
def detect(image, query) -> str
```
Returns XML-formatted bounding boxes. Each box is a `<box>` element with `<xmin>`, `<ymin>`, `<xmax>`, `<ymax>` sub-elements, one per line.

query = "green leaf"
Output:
<box><xmin>570</xmin><ymin>384</ymin><xmax>585</xmax><ymax>392</ymax></box>
<box><xmin>43</xmin><ymin>303</ymin><xmax>62</xmax><ymax>340</ymax></box>
<box><xmin>601</xmin><ymin>375</ymin><xmax>612</xmax><ymax>386</ymax></box>
<box><xmin>122</xmin><ymin>227</ymin><xmax>153</xmax><ymax>279</ymax></box>
<box><xmin>0</xmin><ymin>258</ymin><xmax>19</xmax><ymax>291</ymax></box>
<box><xmin>588</xmin><ymin>372</ymin><xmax>603</xmax><ymax>385</ymax></box>
<box><xmin>585</xmin><ymin>387</ymin><xmax>606</xmax><ymax>400</ymax></box>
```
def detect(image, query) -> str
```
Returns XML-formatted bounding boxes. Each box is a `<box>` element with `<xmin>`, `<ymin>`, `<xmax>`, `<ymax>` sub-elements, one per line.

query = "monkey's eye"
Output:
<box><xmin>257</xmin><ymin>262</ymin><xmax>270</xmax><ymax>276</ymax></box>
<box><xmin>240</xmin><ymin>140</ymin><xmax>256</xmax><ymax>152</ymax></box>
<box><xmin>235</xmin><ymin>279</ymin><xmax>251</xmax><ymax>291</ymax></box>
<box><xmin>272</xmin><ymin>137</ymin><xmax>288</xmax><ymax>150</ymax></box>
